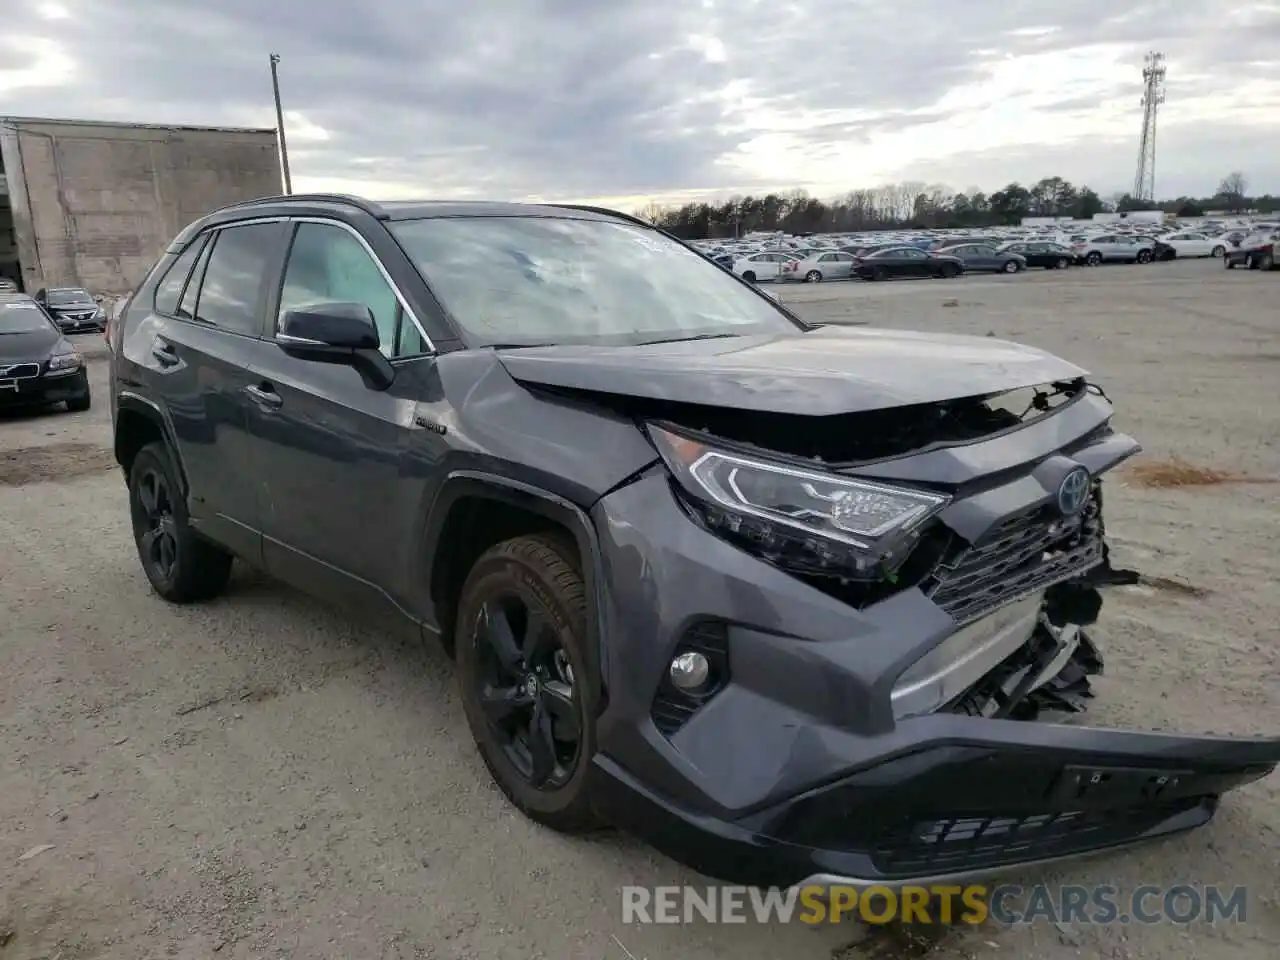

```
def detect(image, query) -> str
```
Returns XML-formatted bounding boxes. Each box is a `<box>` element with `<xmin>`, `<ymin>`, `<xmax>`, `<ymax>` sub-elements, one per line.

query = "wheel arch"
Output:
<box><xmin>114</xmin><ymin>392</ymin><xmax>188</xmax><ymax>495</ymax></box>
<box><xmin>420</xmin><ymin>471</ymin><xmax>609</xmax><ymax>709</ymax></box>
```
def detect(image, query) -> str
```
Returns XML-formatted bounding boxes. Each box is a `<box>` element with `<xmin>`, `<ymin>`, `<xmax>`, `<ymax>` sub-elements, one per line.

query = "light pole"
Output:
<box><xmin>268</xmin><ymin>53</ymin><xmax>292</xmax><ymax>195</ymax></box>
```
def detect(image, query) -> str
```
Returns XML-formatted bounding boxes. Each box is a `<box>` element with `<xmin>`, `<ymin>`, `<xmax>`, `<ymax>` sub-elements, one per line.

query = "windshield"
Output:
<box><xmin>47</xmin><ymin>289</ymin><xmax>93</xmax><ymax>305</ymax></box>
<box><xmin>389</xmin><ymin>216</ymin><xmax>802</xmax><ymax>347</ymax></box>
<box><xmin>0</xmin><ymin>300</ymin><xmax>55</xmax><ymax>334</ymax></box>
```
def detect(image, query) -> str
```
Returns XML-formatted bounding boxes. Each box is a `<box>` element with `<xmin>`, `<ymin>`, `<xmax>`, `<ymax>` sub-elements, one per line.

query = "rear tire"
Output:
<box><xmin>127</xmin><ymin>442</ymin><xmax>233</xmax><ymax>603</ymax></box>
<box><xmin>1002</xmin><ymin>260</ymin><xmax>1019</xmax><ymax>274</ymax></box>
<box><xmin>456</xmin><ymin>535</ymin><xmax>601</xmax><ymax>833</ymax></box>
<box><xmin>869</xmin><ymin>267</ymin><xmax>887</xmax><ymax>281</ymax></box>
<box><xmin>1055</xmin><ymin>258</ymin><xmax>1070</xmax><ymax>270</ymax></box>
<box><xmin>741</xmin><ymin>271</ymin><xmax>756</xmax><ymax>282</ymax></box>
<box><xmin>1211</xmin><ymin>245</ymin><xmax>1226</xmax><ymax>258</ymax></box>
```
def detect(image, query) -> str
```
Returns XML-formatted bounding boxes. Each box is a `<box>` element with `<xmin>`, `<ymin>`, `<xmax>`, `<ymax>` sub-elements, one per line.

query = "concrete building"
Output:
<box><xmin>0</xmin><ymin>116</ymin><xmax>283</xmax><ymax>295</ymax></box>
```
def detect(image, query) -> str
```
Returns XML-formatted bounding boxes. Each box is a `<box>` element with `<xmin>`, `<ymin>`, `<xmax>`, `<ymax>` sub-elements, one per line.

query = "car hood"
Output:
<box><xmin>496</xmin><ymin>326</ymin><xmax>1089</xmax><ymax>415</ymax></box>
<box><xmin>48</xmin><ymin>301</ymin><xmax>96</xmax><ymax>311</ymax></box>
<box><xmin>0</xmin><ymin>328</ymin><xmax>60</xmax><ymax>363</ymax></box>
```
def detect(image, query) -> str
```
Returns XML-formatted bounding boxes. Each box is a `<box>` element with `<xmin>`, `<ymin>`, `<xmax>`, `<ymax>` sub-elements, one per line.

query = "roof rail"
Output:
<box><xmin>209</xmin><ymin>193</ymin><xmax>387</xmax><ymax>219</ymax></box>
<box><xmin>550</xmin><ymin>203</ymin><xmax>655</xmax><ymax>229</ymax></box>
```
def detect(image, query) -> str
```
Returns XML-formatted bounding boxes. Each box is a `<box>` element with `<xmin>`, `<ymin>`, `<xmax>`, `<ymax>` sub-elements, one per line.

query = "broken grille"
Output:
<box><xmin>926</xmin><ymin>490</ymin><xmax>1105</xmax><ymax>626</ymax></box>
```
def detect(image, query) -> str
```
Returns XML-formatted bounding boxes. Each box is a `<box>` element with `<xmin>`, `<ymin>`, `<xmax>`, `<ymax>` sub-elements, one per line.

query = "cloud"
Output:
<box><xmin>2</xmin><ymin>0</ymin><xmax>1277</xmax><ymax>205</ymax></box>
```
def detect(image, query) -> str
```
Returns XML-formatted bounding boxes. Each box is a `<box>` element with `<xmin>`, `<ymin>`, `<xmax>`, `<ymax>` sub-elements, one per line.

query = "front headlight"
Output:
<box><xmin>648</xmin><ymin>424</ymin><xmax>950</xmax><ymax>579</ymax></box>
<box><xmin>47</xmin><ymin>352</ymin><xmax>83</xmax><ymax>371</ymax></box>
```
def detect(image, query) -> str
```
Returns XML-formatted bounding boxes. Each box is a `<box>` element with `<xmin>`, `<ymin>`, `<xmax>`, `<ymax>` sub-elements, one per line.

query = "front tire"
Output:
<box><xmin>1085</xmin><ymin>251</ymin><xmax>1103</xmax><ymax>266</ymax></box>
<box><xmin>1258</xmin><ymin>253</ymin><xmax>1274</xmax><ymax>270</ymax></box>
<box><xmin>804</xmin><ymin>270</ymin><xmax>822</xmax><ymax>283</ymax></box>
<box><xmin>66</xmin><ymin>383</ymin><xmax>91</xmax><ymax>412</ymax></box>
<box><xmin>127</xmin><ymin>442</ymin><xmax>233</xmax><ymax>603</ymax></box>
<box><xmin>456</xmin><ymin>535</ymin><xmax>601</xmax><ymax>833</ymax></box>
<box><xmin>741</xmin><ymin>271</ymin><xmax>756</xmax><ymax>283</ymax></box>
<box><xmin>1136</xmin><ymin>249</ymin><xmax>1152</xmax><ymax>264</ymax></box>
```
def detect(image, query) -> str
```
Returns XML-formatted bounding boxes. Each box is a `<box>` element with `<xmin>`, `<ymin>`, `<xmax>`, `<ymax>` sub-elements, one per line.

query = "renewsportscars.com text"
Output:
<box><xmin>621</xmin><ymin>884</ymin><xmax>1249</xmax><ymax>926</ymax></box>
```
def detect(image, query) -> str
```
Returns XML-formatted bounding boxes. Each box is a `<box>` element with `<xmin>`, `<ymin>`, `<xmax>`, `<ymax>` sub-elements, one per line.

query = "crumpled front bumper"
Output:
<box><xmin>585</xmin><ymin>397</ymin><xmax>1280</xmax><ymax>886</ymax></box>
<box><xmin>589</xmin><ymin>718</ymin><xmax>1278</xmax><ymax>888</ymax></box>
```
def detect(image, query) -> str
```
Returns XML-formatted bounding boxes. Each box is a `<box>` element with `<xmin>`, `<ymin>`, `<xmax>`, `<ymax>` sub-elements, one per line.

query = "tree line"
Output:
<box><xmin>635</xmin><ymin>172</ymin><xmax>1278</xmax><ymax>240</ymax></box>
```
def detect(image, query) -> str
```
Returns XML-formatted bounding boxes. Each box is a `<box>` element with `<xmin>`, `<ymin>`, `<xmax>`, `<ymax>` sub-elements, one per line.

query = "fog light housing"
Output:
<box><xmin>669</xmin><ymin>651</ymin><xmax>710</xmax><ymax>691</ymax></box>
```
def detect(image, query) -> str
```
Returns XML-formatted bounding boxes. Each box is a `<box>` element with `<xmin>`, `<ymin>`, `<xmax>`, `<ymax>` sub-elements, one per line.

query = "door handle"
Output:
<box><xmin>244</xmin><ymin>383</ymin><xmax>283</xmax><ymax>409</ymax></box>
<box><xmin>151</xmin><ymin>341</ymin><xmax>179</xmax><ymax>366</ymax></box>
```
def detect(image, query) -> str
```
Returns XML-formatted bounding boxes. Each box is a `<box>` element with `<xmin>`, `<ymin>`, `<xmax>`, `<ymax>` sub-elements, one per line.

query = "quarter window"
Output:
<box><xmin>194</xmin><ymin>223</ymin><xmax>281</xmax><ymax>335</ymax></box>
<box><xmin>277</xmin><ymin>222</ymin><xmax>425</xmax><ymax>358</ymax></box>
<box><xmin>153</xmin><ymin>235</ymin><xmax>209</xmax><ymax>316</ymax></box>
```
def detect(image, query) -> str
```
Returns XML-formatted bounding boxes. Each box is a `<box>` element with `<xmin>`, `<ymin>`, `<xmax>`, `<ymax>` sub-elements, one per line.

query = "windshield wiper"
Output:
<box><xmin>634</xmin><ymin>332</ymin><xmax>740</xmax><ymax>346</ymax></box>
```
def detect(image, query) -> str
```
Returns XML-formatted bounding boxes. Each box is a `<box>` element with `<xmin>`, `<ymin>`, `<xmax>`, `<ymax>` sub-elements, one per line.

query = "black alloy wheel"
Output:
<box><xmin>1136</xmin><ymin>249</ymin><xmax>1152</xmax><ymax>264</ymax></box>
<box><xmin>134</xmin><ymin>466</ymin><xmax>179</xmax><ymax>584</ymax></box>
<box><xmin>474</xmin><ymin>594</ymin><xmax>581</xmax><ymax>789</ymax></box>
<box><xmin>1086</xmin><ymin>251</ymin><xmax>1103</xmax><ymax>265</ymax></box>
<box><xmin>127</xmin><ymin>442</ymin><xmax>232</xmax><ymax>602</ymax></box>
<box><xmin>456</xmin><ymin>535</ymin><xmax>600</xmax><ymax>831</ymax></box>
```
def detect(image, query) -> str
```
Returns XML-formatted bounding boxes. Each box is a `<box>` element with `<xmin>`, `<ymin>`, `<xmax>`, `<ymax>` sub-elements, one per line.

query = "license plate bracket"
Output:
<box><xmin>1049</xmin><ymin>764</ymin><xmax>1192</xmax><ymax>807</ymax></box>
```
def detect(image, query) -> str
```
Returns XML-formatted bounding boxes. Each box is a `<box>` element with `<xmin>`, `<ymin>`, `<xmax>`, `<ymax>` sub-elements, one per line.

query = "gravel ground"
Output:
<box><xmin>2</xmin><ymin>259</ymin><xmax>1277</xmax><ymax>959</ymax></box>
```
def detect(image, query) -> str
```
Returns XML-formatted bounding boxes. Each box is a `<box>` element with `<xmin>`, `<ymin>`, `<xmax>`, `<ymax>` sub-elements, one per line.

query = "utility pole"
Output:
<box><xmin>269</xmin><ymin>53</ymin><xmax>292</xmax><ymax>195</ymax></box>
<box><xmin>1132</xmin><ymin>52</ymin><xmax>1166</xmax><ymax>204</ymax></box>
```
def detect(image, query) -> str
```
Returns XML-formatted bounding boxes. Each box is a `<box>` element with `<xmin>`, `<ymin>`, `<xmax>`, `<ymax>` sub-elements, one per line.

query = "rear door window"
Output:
<box><xmin>192</xmin><ymin>223</ymin><xmax>282</xmax><ymax>336</ymax></box>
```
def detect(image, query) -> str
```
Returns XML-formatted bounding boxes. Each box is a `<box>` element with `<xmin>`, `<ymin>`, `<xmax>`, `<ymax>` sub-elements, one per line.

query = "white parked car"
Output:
<box><xmin>732</xmin><ymin>252</ymin><xmax>799</xmax><ymax>282</ymax></box>
<box><xmin>781</xmin><ymin>251</ymin><xmax>859</xmax><ymax>282</ymax></box>
<box><xmin>1152</xmin><ymin>232</ymin><xmax>1228</xmax><ymax>260</ymax></box>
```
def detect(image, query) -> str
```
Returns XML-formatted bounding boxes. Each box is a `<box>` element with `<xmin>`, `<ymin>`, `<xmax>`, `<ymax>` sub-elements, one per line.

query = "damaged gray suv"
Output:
<box><xmin>110</xmin><ymin>194</ymin><xmax>1280</xmax><ymax>888</ymax></box>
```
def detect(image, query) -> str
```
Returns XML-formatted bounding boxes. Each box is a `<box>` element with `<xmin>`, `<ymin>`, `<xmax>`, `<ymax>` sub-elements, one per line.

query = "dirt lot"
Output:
<box><xmin>2</xmin><ymin>260</ymin><xmax>1278</xmax><ymax>960</ymax></box>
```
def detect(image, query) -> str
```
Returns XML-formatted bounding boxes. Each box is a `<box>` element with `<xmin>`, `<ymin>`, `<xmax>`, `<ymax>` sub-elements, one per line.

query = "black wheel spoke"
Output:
<box><xmin>480</xmin><ymin>603</ymin><xmax>523</xmax><ymax>676</ymax></box>
<box><xmin>527</xmin><ymin>697</ymin><xmax>557</xmax><ymax>787</ymax></box>
<box><xmin>541</xmin><ymin>681</ymin><xmax>579</xmax><ymax>741</ymax></box>
<box><xmin>138</xmin><ymin>476</ymin><xmax>158</xmax><ymax>516</ymax></box>
<box><xmin>521</xmin><ymin>609</ymin><xmax>550</xmax><ymax>664</ymax></box>
<box><xmin>480</xmin><ymin>683</ymin><xmax>533</xmax><ymax>726</ymax></box>
<box><xmin>140</xmin><ymin>528</ymin><xmax>160</xmax><ymax>562</ymax></box>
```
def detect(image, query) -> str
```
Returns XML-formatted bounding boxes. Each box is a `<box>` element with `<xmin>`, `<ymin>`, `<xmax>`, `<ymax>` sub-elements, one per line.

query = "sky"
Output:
<box><xmin>2</xmin><ymin>0</ymin><xmax>1278</xmax><ymax>209</ymax></box>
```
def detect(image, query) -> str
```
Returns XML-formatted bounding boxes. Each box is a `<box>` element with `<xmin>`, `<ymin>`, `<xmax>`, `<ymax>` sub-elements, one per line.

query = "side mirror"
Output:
<box><xmin>277</xmin><ymin>302</ymin><xmax>395</xmax><ymax>391</ymax></box>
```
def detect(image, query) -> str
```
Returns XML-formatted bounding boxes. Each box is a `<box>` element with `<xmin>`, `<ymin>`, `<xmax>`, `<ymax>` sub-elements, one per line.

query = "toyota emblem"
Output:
<box><xmin>1057</xmin><ymin>466</ymin><xmax>1091</xmax><ymax>516</ymax></box>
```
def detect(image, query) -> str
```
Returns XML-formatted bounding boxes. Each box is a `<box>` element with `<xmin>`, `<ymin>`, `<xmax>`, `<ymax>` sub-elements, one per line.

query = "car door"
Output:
<box><xmin>1182</xmin><ymin>233</ymin><xmax>1211</xmax><ymax>256</ymax></box>
<box><xmin>829</xmin><ymin>252</ymin><xmax>856</xmax><ymax>279</ymax></box>
<box><xmin>240</xmin><ymin>217</ymin><xmax>444</xmax><ymax>614</ymax></box>
<box><xmin>902</xmin><ymin>247</ymin><xmax>934</xmax><ymax>276</ymax></box>
<box><xmin>129</xmin><ymin>220</ymin><xmax>287</xmax><ymax>562</ymax></box>
<box><xmin>967</xmin><ymin>244</ymin><xmax>1002</xmax><ymax>271</ymax></box>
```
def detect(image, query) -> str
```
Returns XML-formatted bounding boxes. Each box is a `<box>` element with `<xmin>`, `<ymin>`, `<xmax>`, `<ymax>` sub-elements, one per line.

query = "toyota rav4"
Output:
<box><xmin>109</xmin><ymin>195</ymin><xmax>1279</xmax><ymax>888</ymax></box>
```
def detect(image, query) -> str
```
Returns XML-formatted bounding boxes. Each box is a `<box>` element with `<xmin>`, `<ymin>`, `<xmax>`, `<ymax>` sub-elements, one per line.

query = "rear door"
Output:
<box><xmin>242</xmin><ymin>218</ymin><xmax>444</xmax><ymax>614</ymax></box>
<box><xmin>126</xmin><ymin>220</ymin><xmax>287</xmax><ymax>561</ymax></box>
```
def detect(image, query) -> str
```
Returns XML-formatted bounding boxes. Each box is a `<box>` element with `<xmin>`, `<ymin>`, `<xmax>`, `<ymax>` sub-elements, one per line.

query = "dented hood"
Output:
<box><xmin>496</xmin><ymin>326</ymin><xmax>1088</xmax><ymax>415</ymax></box>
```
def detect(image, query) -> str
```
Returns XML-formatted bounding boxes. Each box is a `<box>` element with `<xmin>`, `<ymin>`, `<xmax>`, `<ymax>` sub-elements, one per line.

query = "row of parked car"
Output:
<box><xmin>716</xmin><ymin>229</ymin><xmax>1280</xmax><ymax>283</ymax></box>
